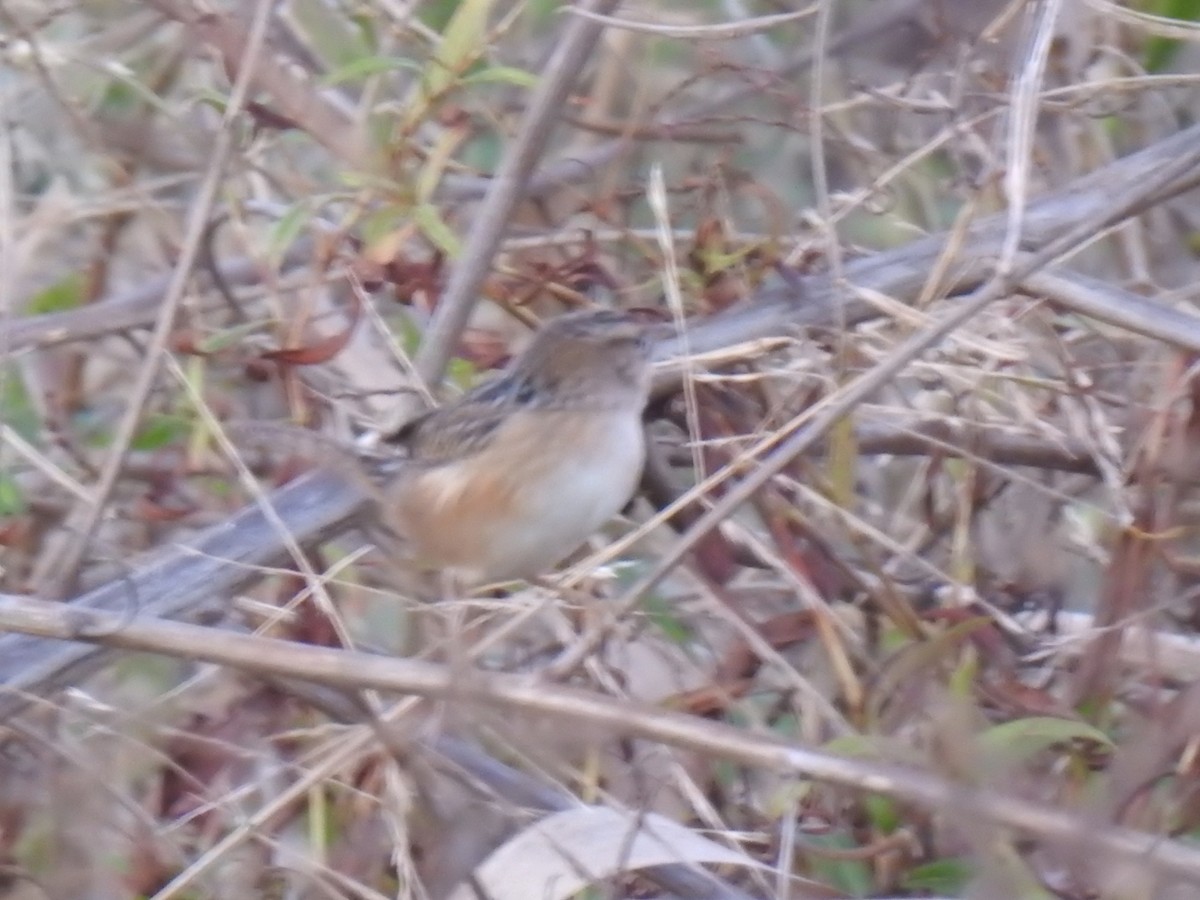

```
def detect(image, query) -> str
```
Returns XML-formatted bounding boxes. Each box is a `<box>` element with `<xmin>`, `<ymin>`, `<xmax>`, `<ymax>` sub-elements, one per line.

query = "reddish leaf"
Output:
<box><xmin>351</xmin><ymin>255</ymin><xmax>387</xmax><ymax>291</ymax></box>
<box><xmin>242</xmin><ymin>358</ymin><xmax>273</xmax><ymax>382</ymax></box>
<box><xmin>386</xmin><ymin>254</ymin><xmax>444</xmax><ymax>306</ymax></box>
<box><xmin>1071</xmin><ymin>505</ymin><xmax>1158</xmax><ymax>707</ymax></box>
<box><xmin>245</xmin><ymin>100</ymin><xmax>301</xmax><ymax>132</ymax></box>
<box><xmin>674</xmin><ymin>679</ymin><xmax>755</xmax><ymax>717</ymax></box>
<box><xmin>122</xmin><ymin>821</ymin><xmax>177</xmax><ymax>896</ymax></box>
<box><xmin>261</xmin><ymin>329</ymin><xmax>353</xmax><ymax>366</ymax></box>
<box><xmin>715</xmin><ymin>610</ymin><xmax>819</xmax><ymax>683</ymax></box>
<box><xmin>133</xmin><ymin>495</ymin><xmax>195</xmax><ymax>523</ymax></box>
<box><xmin>261</xmin><ymin>290</ymin><xmax>362</xmax><ymax>366</ymax></box>
<box><xmin>457</xmin><ymin>327</ymin><xmax>511</xmax><ymax>370</ymax></box>
<box><xmin>980</xmin><ymin>674</ymin><xmax>1073</xmax><ymax>718</ymax></box>
<box><xmin>702</xmin><ymin>270</ymin><xmax>747</xmax><ymax>313</ymax></box>
<box><xmin>692</xmin><ymin>529</ymin><xmax>739</xmax><ymax>584</ymax></box>
<box><xmin>923</xmin><ymin>607</ymin><xmax>1010</xmax><ymax>660</ymax></box>
<box><xmin>168</xmin><ymin>329</ymin><xmax>208</xmax><ymax>356</ymax></box>
<box><xmin>0</xmin><ymin>517</ymin><xmax>31</xmax><ymax>548</ymax></box>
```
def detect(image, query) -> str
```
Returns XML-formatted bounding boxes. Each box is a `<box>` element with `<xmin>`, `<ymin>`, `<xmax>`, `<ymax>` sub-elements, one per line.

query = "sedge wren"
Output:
<box><xmin>373</xmin><ymin>308</ymin><xmax>658</xmax><ymax>587</ymax></box>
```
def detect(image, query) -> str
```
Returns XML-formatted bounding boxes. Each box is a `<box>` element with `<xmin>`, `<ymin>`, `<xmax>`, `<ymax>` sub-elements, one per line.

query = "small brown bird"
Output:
<box><xmin>375</xmin><ymin>307</ymin><xmax>658</xmax><ymax>587</ymax></box>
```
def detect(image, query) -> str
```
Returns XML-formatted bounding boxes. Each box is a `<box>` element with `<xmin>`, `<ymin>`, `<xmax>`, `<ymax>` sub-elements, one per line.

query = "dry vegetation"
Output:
<box><xmin>6</xmin><ymin>0</ymin><xmax>1200</xmax><ymax>897</ymax></box>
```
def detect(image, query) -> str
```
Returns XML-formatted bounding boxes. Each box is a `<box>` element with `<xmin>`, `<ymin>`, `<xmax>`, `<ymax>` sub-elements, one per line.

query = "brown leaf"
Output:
<box><xmin>458</xmin><ymin>327</ymin><xmax>511</xmax><ymax>370</ymax></box>
<box><xmin>923</xmin><ymin>606</ymin><xmax>1011</xmax><ymax>661</ymax></box>
<box><xmin>261</xmin><ymin>289</ymin><xmax>362</xmax><ymax>366</ymax></box>
<box><xmin>692</xmin><ymin>529</ymin><xmax>739</xmax><ymax>584</ymax></box>
<box><xmin>350</xmin><ymin>255</ymin><xmax>387</xmax><ymax>291</ymax></box>
<box><xmin>387</xmin><ymin>254</ymin><xmax>444</xmax><ymax>307</ymax></box>
<box><xmin>122</xmin><ymin>820</ymin><xmax>179</xmax><ymax>896</ymax></box>
<box><xmin>245</xmin><ymin>100</ymin><xmax>300</xmax><ymax>132</ymax></box>
<box><xmin>132</xmin><ymin>494</ymin><xmax>195</xmax><ymax>523</ymax></box>
<box><xmin>714</xmin><ymin>610</ymin><xmax>819</xmax><ymax>683</ymax></box>
<box><xmin>1071</xmin><ymin>509</ymin><xmax>1158</xmax><ymax>707</ymax></box>
<box><xmin>242</xmin><ymin>358</ymin><xmax>273</xmax><ymax>382</ymax></box>
<box><xmin>979</xmin><ymin>674</ymin><xmax>1074</xmax><ymax>718</ymax></box>
<box><xmin>0</xmin><ymin>517</ymin><xmax>32</xmax><ymax>549</ymax></box>
<box><xmin>261</xmin><ymin>329</ymin><xmax>353</xmax><ymax>366</ymax></box>
<box><xmin>672</xmin><ymin>679</ymin><xmax>755</xmax><ymax>717</ymax></box>
<box><xmin>701</xmin><ymin>270</ymin><xmax>747</xmax><ymax>313</ymax></box>
<box><xmin>168</xmin><ymin>329</ymin><xmax>208</xmax><ymax>356</ymax></box>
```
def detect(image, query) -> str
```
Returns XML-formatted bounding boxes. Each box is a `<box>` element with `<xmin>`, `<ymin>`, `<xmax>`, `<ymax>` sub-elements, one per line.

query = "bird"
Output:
<box><xmin>368</xmin><ymin>307</ymin><xmax>659</xmax><ymax>588</ymax></box>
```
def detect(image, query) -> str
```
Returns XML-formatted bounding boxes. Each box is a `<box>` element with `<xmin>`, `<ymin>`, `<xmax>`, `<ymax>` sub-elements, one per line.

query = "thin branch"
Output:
<box><xmin>33</xmin><ymin>0</ymin><xmax>280</xmax><ymax>599</ymax></box>
<box><xmin>1019</xmin><ymin>269</ymin><xmax>1200</xmax><ymax>351</ymax></box>
<box><xmin>0</xmin><ymin>239</ymin><xmax>316</xmax><ymax>354</ymax></box>
<box><xmin>278</xmin><ymin>680</ymin><xmax>760</xmax><ymax>900</ymax></box>
<box><xmin>566</xmin><ymin>4</ymin><xmax>815</xmax><ymax>39</ymax></box>
<box><xmin>1</xmin><ymin>592</ymin><xmax>1199</xmax><ymax>887</ymax></box>
<box><xmin>853</xmin><ymin>418</ymin><xmax>1100</xmax><ymax>476</ymax></box>
<box><xmin>998</xmin><ymin>0</ymin><xmax>1065</xmax><ymax>273</ymax></box>
<box><xmin>413</xmin><ymin>0</ymin><xmax>622</xmax><ymax>388</ymax></box>
<box><xmin>435</xmin><ymin>0</ymin><xmax>935</xmax><ymax>205</ymax></box>
<box><xmin>6</xmin><ymin>126</ymin><xmax>1199</xmax><ymax>368</ymax></box>
<box><xmin>4</xmin><ymin>126</ymin><xmax>1200</xmax><ymax>710</ymax></box>
<box><xmin>551</xmin><ymin>136</ymin><xmax>1200</xmax><ymax>679</ymax></box>
<box><xmin>144</xmin><ymin>0</ymin><xmax>363</xmax><ymax>167</ymax></box>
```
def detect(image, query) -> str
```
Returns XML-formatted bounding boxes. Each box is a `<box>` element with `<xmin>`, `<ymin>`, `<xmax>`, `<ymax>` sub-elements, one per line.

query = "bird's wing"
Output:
<box><xmin>388</xmin><ymin>374</ymin><xmax>537</xmax><ymax>465</ymax></box>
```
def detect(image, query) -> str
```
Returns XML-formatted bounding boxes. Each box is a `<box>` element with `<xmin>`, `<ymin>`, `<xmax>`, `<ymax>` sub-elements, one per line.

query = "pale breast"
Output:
<box><xmin>385</xmin><ymin>408</ymin><xmax>645</xmax><ymax>584</ymax></box>
<box><xmin>506</xmin><ymin>409</ymin><xmax>645</xmax><ymax>560</ymax></box>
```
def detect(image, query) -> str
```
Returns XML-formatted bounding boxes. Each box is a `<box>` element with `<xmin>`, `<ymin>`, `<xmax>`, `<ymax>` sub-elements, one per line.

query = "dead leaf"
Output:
<box><xmin>448</xmin><ymin>806</ymin><xmax>764</xmax><ymax>900</ymax></box>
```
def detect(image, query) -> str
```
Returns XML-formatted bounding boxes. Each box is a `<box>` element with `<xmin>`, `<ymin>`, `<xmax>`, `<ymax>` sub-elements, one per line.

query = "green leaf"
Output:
<box><xmin>98</xmin><ymin>78</ymin><xmax>141</xmax><ymax>113</ymax></box>
<box><xmin>197</xmin><ymin>319</ymin><xmax>270</xmax><ymax>354</ymax></box>
<box><xmin>288</xmin><ymin>0</ymin><xmax>373</xmax><ymax>68</ymax></box>
<box><xmin>349</xmin><ymin>11</ymin><xmax>378</xmax><ymax>49</ymax></box>
<box><xmin>360</xmin><ymin>205</ymin><xmax>412</xmax><ymax>246</ymax></box>
<box><xmin>903</xmin><ymin>857</ymin><xmax>974</xmax><ymax>894</ymax></box>
<box><xmin>202</xmin><ymin>475</ymin><xmax>236</xmax><ymax>501</ymax></box>
<box><xmin>979</xmin><ymin>716</ymin><xmax>1113</xmax><ymax>765</ymax></box>
<box><xmin>819</xmin><ymin>736</ymin><xmax>905</xmax><ymax>835</ymax></box>
<box><xmin>25</xmin><ymin>273</ymin><xmax>84</xmax><ymax>315</ymax></box>
<box><xmin>446</xmin><ymin>355</ymin><xmax>479</xmax><ymax>390</ymax></box>
<box><xmin>267</xmin><ymin>200</ymin><xmax>313</xmax><ymax>265</ymax></box>
<box><xmin>862</xmin><ymin>793</ymin><xmax>901</xmax><ymax>835</ymax></box>
<box><xmin>461</xmin><ymin>65</ymin><xmax>538</xmax><ymax>88</ymax></box>
<box><xmin>193</xmin><ymin>88</ymin><xmax>230</xmax><ymax>115</ymax></box>
<box><xmin>867</xmin><ymin>616</ymin><xmax>992</xmax><ymax>724</ymax></box>
<box><xmin>712</xmin><ymin>758</ymin><xmax>741</xmax><ymax>790</ymax></box>
<box><xmin>339</xmin><ymin>168</ymin><xmax>410</xmax><ymax>194</ymax></box>
<box><xmin>1144</xmin><ymin>0</ymin><xmax>1200</xmax><ymax>72</ymax></box>
<box><xmin>801</xmin><ymin>832</ymin><xmax>873</xmax><ymax>897</ymax></box>
<box><xmin>96</xmin><ymin>68</ymin><xmax>174</xmax><ymax>116</ymax></box>
<box><xmin>948</xmin><ymin>647</ymin><xmax>979</xmax><ymax>697</ymax></box>
<box><xmin>0</xmin><ymin>364</ymin><xmax>38</xmax><ymax>440</ymax></box>
<box><xmin>640</xmin><ymin>592</ymin><xmax>694</xmax><ymax>645</ymax></box>
<box><xmin>826</xmin><ymin>414</ymin><xmax>857</xmax><ymax>507</ymax></box>
<box><xmin>132</xmin><ymin>414</ymin><xmax>190</xmax><ymax>452</ymax></box>
<box><xmin>418</xmin><ymin>0</ymin><xmax>463</xmax><ymax>32</ymax></box>
<box><xmin>413</xmin><ymin>203</ymin><xmax>462</xmax><ymax>257</ymax></box>
<box><xmin>392</xmin><ymin>312</ymin><xmax>424</xmax><ymax>357</ymax></box>
<box><xmin>416</xmin><ymin>125</ymin><xmax>468</xmax><ymax>202</ymax></box>
<box><xmin>423</xmin><ymin>0</ymin><xmax>495</xmax><ymax>99</ymax></box>
<box><xmin>528</xmin><ymin>0</ymin><xmax>562</xmax><ymax>26</ymax></box>
<box><xmin>322</xmin><ymin>55</ymin><xmax>423</xmax><ymax>86</ymax></box>
<box><xmin>0</xmin><ymin>471</ymin><xmax>26</xmax><ymax>516</ymax></box>
<box><xmin>462</xmin><ymin>130</ymin><xmax>504</xmax><ymax>173</ymax></box>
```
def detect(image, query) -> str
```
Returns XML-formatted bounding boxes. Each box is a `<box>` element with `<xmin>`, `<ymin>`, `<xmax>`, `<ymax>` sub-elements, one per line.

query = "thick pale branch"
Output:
<box><xmin>0</xmin><ymin>472</ymin><xmax>360</xmax><ymax>716</ymax></box>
